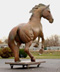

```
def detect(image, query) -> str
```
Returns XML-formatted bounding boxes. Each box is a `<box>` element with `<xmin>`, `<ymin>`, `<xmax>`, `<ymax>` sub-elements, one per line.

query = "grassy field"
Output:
<box><xmin>0</xmin><ymin>50</ymin><xmax>60</xmax><ymax>59</ymax></box>
<box><xmin>27</xmin><ymin>50</ymin><xmax>60</xmax><ymax>59</ymax></box>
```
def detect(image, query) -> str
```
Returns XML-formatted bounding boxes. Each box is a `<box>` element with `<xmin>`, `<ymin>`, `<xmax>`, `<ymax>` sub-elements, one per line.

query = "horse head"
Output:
<box><xmin>29</xmin><ymin>4</ymin><xmax>54</xmax><ymax>23</ymax></box>
<box><xmin>41</xmin><ymin>5</ymin><xmax>54</xmax><ymax>23</ymax></box>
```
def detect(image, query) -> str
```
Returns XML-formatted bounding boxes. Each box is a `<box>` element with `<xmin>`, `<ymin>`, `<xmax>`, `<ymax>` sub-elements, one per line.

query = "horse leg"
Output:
<box><xmin>8</xmin><ymin>40</ymin><xmax>21</xmax><ymax>62</ymax></box>
<box><xmin>41</xmin><ymin>36</ymin><xmax>44</xmax><ymax>49</ymax></box>
<box><xmin>24</xmin><ymin>41</ymin><xmax>35</xmax><ymax>62</ymax></box>
<box><xmin>17</xmin><ymin>42</ymin><xmax>21</xmax><ymax>48</ymax></box>
<box><xmin>33</xmin><ymin>37</ymin><xmax>40</xmax><ymax>47</ymax></box>
<box><xmin>39</xmin><ymin>34</ymin><xmax>44</xmax><ymax>54</ymax></box>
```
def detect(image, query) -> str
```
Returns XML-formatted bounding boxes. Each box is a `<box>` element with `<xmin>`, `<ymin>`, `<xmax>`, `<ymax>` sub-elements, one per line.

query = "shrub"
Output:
<box><xmin>0</xmin><ymin>49</ymin><xmax>2</xmax><ymax>56</ymax></box>
<box><xmin>1</xmin><ymin>47</ymin><xmax>14</xmax><ymax>58</ymax></box>
<box><xmin>44</xmin><ymin>47</ymin><xmax>47</xmax><ymax>50</ymax></box>
<box><xmin>19</xmin><ymin>49</ymin><xmax>27</xmax><ymax>58</ymax></box>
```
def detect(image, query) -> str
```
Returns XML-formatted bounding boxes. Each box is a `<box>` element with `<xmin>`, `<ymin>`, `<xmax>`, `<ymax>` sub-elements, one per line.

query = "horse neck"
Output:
<box><xmin>29</xmin><ymin>12</ymin><xmax>41</xmax><ymax>25</ymax></box>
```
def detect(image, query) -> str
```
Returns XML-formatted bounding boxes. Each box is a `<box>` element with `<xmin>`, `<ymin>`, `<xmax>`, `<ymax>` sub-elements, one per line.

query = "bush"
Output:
<box><xmin>0</xmin><ymin>49</ymin><xmax>2</xmax><ymax>56</ymax></box>
<box><xmin>19</xmin><ymin>49</ymin><xmax>27</xmax><ymax>58</ymax></box>
<box><xmin>1</xmin><ymin>47</ymin><xmax>14</xmax><ymax>58</ymax></box>
<box><xmin>0</xmin><ymin>47</ymin><xmax>27</xmax><ymax>58</ymax></box>
<box><xmin>44</xmin><ymin>47</ymin><xmax>47</xmax><ymax>50</ymax></box>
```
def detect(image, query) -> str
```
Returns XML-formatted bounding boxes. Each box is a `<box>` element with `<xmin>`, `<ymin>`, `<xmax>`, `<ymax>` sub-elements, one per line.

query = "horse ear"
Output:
<box><xmin>44</xmin><ymin>5</ymin><xmax>50</xmax><ymax>11</ymax></box>
<box><xmin>46</xmin><ymin>5</ymin><xmax>50</xmax><ymax>9</ymax></box>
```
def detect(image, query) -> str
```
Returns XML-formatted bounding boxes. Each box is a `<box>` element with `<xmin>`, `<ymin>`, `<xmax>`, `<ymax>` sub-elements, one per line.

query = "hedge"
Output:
<box><xmin>0</xmin><ymin>47</ymin><xmax>27</xmax><ymax>58</ymax></box>
<box><xmin>0</xmin><ymin>47</ymin><xmax>14</xmax><ymax>58</ymax></box>
<box><xmin>19</xmin><ymin>49</ymin><xmax>27</xmax><ymax>58</ymax></box>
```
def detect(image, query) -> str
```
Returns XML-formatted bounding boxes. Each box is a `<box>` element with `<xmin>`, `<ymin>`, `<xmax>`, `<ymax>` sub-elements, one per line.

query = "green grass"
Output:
<box><xmin>26</xmin><ymin>56</ymin><xmax>60</xmax><ymax>59</ymax></box>
<box><xmin>0</xmin><ymin>50</ymin><xmax>60</xmax><ymax>59</ymax></box>
<box><xmin>29</xmin><ymin>50</ymin><xmax>60</xmax><ymax>59</ymax></box>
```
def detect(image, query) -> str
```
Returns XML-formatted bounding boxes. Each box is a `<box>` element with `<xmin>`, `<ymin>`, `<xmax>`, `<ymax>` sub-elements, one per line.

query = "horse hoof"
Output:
<box><xmin>31</xmin><ymin>58</ymin><xmax>35</xmax><ymax>62</ymax></box>
<box><xmin>15</xmin><ymin>60</ymin><xmax>21</xmax><ymax>62</ymax></box>
<box><xmin>39</xmin><ymin>49</ymin><xmax>44</xmax><ymax>54</ymax></box>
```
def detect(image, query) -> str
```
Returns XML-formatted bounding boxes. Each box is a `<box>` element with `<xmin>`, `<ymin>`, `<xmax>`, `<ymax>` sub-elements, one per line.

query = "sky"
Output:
<box><xmin>0</xmin><ymin>0</ymin><xmax>60</xmax><ymax>40</ymax></box>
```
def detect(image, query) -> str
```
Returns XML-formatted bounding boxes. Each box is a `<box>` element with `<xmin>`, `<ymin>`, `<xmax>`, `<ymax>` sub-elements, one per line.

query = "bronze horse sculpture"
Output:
<box><xmin>8</xmin><ymin>4</ymin><xmax>54</xmax><ymax>62</ymax></box>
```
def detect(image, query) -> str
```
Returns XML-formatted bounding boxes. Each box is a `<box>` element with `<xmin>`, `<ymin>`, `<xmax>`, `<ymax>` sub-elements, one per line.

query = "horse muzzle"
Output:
<box><xmin>49</xmin><ymin>19</ymin><xmax>54</xmax><ymax>23</ymax></box>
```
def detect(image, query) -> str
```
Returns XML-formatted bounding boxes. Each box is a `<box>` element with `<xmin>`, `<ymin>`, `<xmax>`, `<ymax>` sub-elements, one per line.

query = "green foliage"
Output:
<box><xmin>19</xmin><ymin>49</ymin><xmax>27</xmax><ymax>58</ymax></box>
<box><xmin>44</xmin><ymin>47</ymin><xmax>47</xmax><ymax>50</ymax></box>
<box><xmin>31</xmin><ymin>50</ymin><xmax>60</xmax><ymax>56</ymax></box>
<box><xmin>1</xmin><ymin>47</ymin><xmax>14</xmax><ymax>58</ymax></box>
<box><xmin>0</xmin><ymin>47</ymin><xmax>27</xmax><ymax>58</ymax></box>
<box><xmin>0</xmin><ymin>49</ymin><xmax>2</xmax><ymax>56</ymax></box>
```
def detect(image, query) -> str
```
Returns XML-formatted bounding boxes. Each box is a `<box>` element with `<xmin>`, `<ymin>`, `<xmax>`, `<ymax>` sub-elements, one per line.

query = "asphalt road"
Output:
<box><xmin>0</xmin><ymin>59</ymin><xmax>60</xmax><ymax>72</ymax></box>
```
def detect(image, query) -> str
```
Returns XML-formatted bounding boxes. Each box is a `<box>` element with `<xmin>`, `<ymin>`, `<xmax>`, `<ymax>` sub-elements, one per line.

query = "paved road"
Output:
<box><xmin>0</xmin><ymin>59</ymin><xmax>60</xmax><ymax>72</ymax></box>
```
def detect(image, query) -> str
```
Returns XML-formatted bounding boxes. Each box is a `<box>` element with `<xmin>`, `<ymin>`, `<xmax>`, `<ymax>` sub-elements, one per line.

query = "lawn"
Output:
<box><xmin>28</xmin><ymin>50</ymin><xmax>60</xmax><ymax>59</ymax></box>
<box><xmin>0</xmin><ymin>50</ymin><xmax>60</xmax><ymax>59</ymax></box>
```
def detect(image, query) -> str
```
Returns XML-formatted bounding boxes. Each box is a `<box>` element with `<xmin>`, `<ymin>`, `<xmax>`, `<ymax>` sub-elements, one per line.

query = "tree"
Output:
<box><xmin>4</xmin><ymin>39</ymin><xmax>8</xmax><ymax>44</ymax></box>
<box><xmin>0</xmin><ymin>40</ymin><xmax>3</xmax><ymax>44</ymax></box>
<box><xmin>44</xmin><ymin>35</ymin><xmax>60</xmax><ymax>47</ymax></box>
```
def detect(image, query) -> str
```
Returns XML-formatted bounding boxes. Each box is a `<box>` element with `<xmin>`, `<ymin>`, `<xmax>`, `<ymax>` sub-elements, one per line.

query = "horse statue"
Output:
<box><xmin>8</xmin><ymin>3</ymin><xmax>54</xmax><ymax>62</ymax></box>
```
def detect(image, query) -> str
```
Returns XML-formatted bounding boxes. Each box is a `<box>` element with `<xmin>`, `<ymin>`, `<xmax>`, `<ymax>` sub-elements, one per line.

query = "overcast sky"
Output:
<box><xmin>0</xmin><ymin>0</ymin><xmax>60</xmax><ymax>40</ymax></box>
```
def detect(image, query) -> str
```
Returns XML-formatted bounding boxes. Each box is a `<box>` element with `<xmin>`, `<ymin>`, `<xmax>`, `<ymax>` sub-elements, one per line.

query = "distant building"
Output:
<box><xmin>46</xmin><ymin>46</ymin><xmax>60</xmax><ymax>50</ymax></box>
<box><xmin>29</xmin><ymin>42</ymin><xmax>41</xmax><ymax>51</ymax></box>
<box><xmin>19</xmin><ymin>44</ymin><xmax>25</xmax><ymax>49</ymax></box>
<box><xmin>19</xmin><ymin>42</ymin><xmax>41</xmax><ymax>51</ymax></box>
<box><xmin>0</xmin><ymin>41</ymin><xmax>41</xmax><ymax>51</ymax></box>
<box><xmin>0</xmin><ymin>44</ymin><xmax>8</xmax><ymax>48</ymax></box>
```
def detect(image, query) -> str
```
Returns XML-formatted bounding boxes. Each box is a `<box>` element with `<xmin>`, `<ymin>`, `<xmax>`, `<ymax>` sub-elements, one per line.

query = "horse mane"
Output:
<box><xmin>30</xmin><ymin>3</ymin><xmax>46</xmax><ymax>13</ymax></box>
<box><xmin>29</xmin><ymin>3</ymin><xmax>46</xmax><ymax>20</ymax></box>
